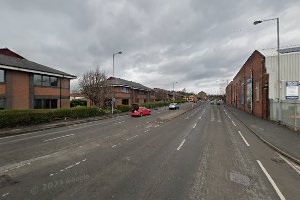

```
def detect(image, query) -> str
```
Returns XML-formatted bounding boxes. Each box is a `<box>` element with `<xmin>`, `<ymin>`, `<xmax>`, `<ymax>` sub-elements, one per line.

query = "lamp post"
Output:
<box><xmin>111</xmin><ymin>51</ymin><xmax>122</xmax><ymax>114</ymax></box>
<box><xmin>254</xmin><ymin>17</ymin><xmax>280</xmax><ymax>121</ymax></box>
<box><xmin>172</xmin><ymin>82</ymin><xmax>178</xmax><ymax>102</ymax></box>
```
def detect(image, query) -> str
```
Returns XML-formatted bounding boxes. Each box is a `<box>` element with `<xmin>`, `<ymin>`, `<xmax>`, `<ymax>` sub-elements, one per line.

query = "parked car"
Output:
<box><xmin>130</xmin><ymin>104</ymin><xmax>152</xmax><ymax>117</ymax></box>
<box><xmin>169</xmin><ymin>103</ymin><xmax>179</xmax><ymax>110</ymax></box>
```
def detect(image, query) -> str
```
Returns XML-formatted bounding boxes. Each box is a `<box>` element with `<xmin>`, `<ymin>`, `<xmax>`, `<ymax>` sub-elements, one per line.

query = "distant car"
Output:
<box><xmin>169</xmin><ymin>103</ymin><xmax>179</xmax><ymax>110</ymax></box>
<box><xmin>130</xmin><ymin>105</ymin><xmax>152</xmax><ymax>117</ymax></box>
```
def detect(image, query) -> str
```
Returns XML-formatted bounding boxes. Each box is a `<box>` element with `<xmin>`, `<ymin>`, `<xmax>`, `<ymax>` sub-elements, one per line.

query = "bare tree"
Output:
<box><xmin>78</xmin><ymin>67</ymin><xmax>110</xmax><ymax>107</ymax></box>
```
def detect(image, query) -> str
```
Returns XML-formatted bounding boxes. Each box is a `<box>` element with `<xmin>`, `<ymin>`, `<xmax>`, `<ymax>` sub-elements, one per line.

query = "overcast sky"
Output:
<box><xmin>1</xmin><ymin>0</ymin><xmax>300</xmax><ymax>94</ymax></box>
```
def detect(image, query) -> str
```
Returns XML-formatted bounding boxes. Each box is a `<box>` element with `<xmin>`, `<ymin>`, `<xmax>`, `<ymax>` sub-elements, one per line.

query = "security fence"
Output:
<box><xmin>270</xmin><ymin>100</ymin><xmax>300</xmax><ymax>131</ymax></box>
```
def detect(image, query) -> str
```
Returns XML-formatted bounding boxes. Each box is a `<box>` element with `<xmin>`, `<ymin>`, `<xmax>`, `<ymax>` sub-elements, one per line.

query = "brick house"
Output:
<box><xmin>0</xmin><ymin>48</ymin><xmax>76</xmax><ymax>110</ymax></box>
<box><xmin>107</xmin><ymin>77</ymin><xmax>156</xmax><ymax>106</ymax></box>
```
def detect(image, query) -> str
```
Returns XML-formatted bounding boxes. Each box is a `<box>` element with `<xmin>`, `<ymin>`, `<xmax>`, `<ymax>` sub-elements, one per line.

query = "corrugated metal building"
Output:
<box><xmin>226</xmin><ymin>46</ymin><xmax>300</xmax><ymax>130</ymax></box>
<box><xmin>259</xmin><ymin>47</ymin><xmax>300</xmax><ymax>101</ymax></box>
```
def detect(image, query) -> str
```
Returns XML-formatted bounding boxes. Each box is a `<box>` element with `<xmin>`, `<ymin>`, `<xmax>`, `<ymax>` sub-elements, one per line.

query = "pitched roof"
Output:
<box><xmin>0</xmin><ymin>48</ymin><xmax>76</xmax><ymax>79</ymax></box>
<box><xmin>258</xmin><ymin>46</ymin><xmax>300</xmax><ymax>57</ymax></box>
<box><xmin>107</xmin><ymin>77</ymin><xmax>152</xmax><ymax>91</ymax></box>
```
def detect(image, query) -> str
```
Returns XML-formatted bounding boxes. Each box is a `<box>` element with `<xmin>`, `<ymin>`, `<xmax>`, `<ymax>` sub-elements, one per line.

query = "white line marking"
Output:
<box><xmin>50</xmin><ymin>174</ymin><xmax>54</xmax><ymax>176</ymax></box>
<box><xmin>277</xmin><ymin>154</ymin><xmax>300</xmax><ymax>175</ymax></box>
<box><xmin>154</xmin><ymin>125</ymin><xmax>159</xmax><ymax>128</ymax></box>
<box><xmin>0</xmin><ymin>117</ymin><xmax>128</xmax><ymax>142</ymax></box>
<box><xmin>126</xmin><ymin>135</ymin><xmax>139</xmax><ymax>141</ymax></box>
<box><xmin>256</xmin><ymin>160</ymin><xmax>286</xmax><ymax>200</ymax></box>
<box><xmin>232</xmin><ymin>121</ymin><xmax>236</xmax><ymax>126</ymax></box>
<box><xmin>82</xmin><ymin>158</ymin><xmax>87</xmax><ymax>162</ymax></box>
<box><xmin>198</xmin><ymin>116</ymin><xmax>202</xmax><ymax>120</ymax></box>
<box><xmin>177</xmin><ymin>139</ymin><xmax>186</xmax><ymax>151</ymax></box>
<box><xmin>193</xmin><ymin>124</ymin><xmax>197</xmax><ymax>129</ymax></box>
<box><xmin>237</xmin><ymin>131</ymin><xmax>250</xmax><ymax>147</ymax></box>
<box><xmin>2</xmin><ymin>193</ymin><xmax>10</xmax><ymax>197</ymax></box>
<box><xmin>228</xmin><ymin>115</ymin><xmax>232</xmax><ymax>120</ymax></box>
<box><xmin>43</xmin><ymin>134</ymin><xmax>74</xmax><ymax>142</ymax></box>
<box><xmin>112</xmin><ymin>144</ymin><xmax>117</xmax><ymax>148</ymax></box>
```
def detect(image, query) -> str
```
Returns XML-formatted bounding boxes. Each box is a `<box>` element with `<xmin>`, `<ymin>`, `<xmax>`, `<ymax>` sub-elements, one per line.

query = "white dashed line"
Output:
<box><xmin>193</xmin><ymin>124</ymin><xmax>197</xmax><ymax>129</ymax></box>
<box><xmin>231</xmin><ymin>120</ymin><xmax>236</xmax><ymax>126</ymax></box>
<box><xmin>154</xmin><ymin>125</ymin><xmax>160</xmax><ymax>128</ymax></box>
<box><xmin>2</xmin><ymin>193</ymin><xmax>10</xmax><ymax>197</ymax></box>
<box><xmin>257</xmin><ymin>160</ymin><xmax>286</xmax><ymax>200</ymax></box>
<box><xmin>237</xmin><ymin>131</ymin><xmax>250</xmax><ymax>147</ymax></box>
<box><xmin>177</xmin><ymin>139</ymin><xmax>186</xmax><ymax>151</ymax></box>
<box><xmin>43</xmin><ymin>134</ymin><xmax>74</xmax><ymax>142</ymax></box>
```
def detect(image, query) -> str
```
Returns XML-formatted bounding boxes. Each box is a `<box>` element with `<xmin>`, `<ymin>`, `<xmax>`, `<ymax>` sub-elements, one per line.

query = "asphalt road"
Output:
<box><xmin>0</xmin><ymin>103</ymin><xmax>299</xmax><ymax>200</ymax></box>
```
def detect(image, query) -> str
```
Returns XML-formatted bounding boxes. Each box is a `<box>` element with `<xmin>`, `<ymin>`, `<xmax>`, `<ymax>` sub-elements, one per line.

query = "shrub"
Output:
<box><xmin>70</xmin><ymin>99</ymin><xmax>87</xmax><ymax>107</ymax></box>
<box><xmin>0</xmin><ymin>107</ymin><xmax>104</xmax><ymax>128</ymax></box>
<box><xmin>116</xmin><ymin>105</ymin><xmax>131</xmax><ymax>112</ymax></box>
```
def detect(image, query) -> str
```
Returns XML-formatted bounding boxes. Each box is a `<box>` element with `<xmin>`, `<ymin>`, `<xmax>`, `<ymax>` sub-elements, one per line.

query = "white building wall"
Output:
<box><xmin>264</xmin><ymin>52</ymin><xmax>300</xmax><ymax>101</ymax></box>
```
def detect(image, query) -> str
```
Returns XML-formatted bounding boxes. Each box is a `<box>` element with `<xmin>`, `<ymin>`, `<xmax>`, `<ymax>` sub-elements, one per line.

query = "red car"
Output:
<box><xmin>130</xmin><ymin>106</ymin><xmax>152</xmax><ymax>117</ymax></box>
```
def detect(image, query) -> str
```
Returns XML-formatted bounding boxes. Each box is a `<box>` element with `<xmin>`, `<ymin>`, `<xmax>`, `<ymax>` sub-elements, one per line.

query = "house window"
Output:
<box><xmin>0</xmin><ymin>98</ymin><xmax>5</xmax><ymax>110</ymax></box>
<box><xmin>34</xmin><ymin>74</ymin><xmax>58</xmax><ymax>87</ymax></box>
<box><xmin>0</xmin><ymin>69</ymin><xmax>4</xmax><ymax>83</ymax></box>
<box><xmin>42</xmin><ymin>76</ymin><xmax>50</xmax><ymax>86</ymax></box>
<box><xmin>50</xmin><ymin>77</ymin><xmax>58</xmax><ymax>87</ymax></box>
<box><xmin>121</xmin><ymin>87</ymin><xmax>129</xmax><ymax>93</ymax></box>
<box><xmin>34</xmin><ymin>99</ymin><xmax>58</xmax><ymax>109</ymax></box>
<box><xmin>34</xmin><ymin>74</ymin><xmax>42</xmax><ymax>86</ymax></box>
<box><xmin>122</xmin><ymin>99</ymin><xmax>129</xmax><ymax>105</ymax></box>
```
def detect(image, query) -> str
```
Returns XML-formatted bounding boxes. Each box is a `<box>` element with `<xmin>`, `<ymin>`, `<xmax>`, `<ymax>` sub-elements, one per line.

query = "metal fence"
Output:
<box><xmin>270</xmin><ymin>100</ymin><xmax>300</xmax><ymax>131</ymax></box>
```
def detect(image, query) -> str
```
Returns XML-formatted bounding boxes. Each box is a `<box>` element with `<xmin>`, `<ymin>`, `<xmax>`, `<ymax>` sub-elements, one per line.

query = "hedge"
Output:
<box><xmin>0</xmin><ymin>107</ymin><xmax>105</xmax><ymax>128</ymax></box>
<box><xmin>116</xmin><ymin>105</ymin><xmax>131</xmax><ymax>112</ymax></box>
<box><xmin>70</xmin><ymin>99</ymin><xmax>87</xmax><ymax>107</ymax></box>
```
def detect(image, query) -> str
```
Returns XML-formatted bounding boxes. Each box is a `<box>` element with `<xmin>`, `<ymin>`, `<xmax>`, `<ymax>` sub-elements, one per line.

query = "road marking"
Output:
<box><xmin>126</xmin><ymin>135</ymin><xmax>139</xmax><ymax>141</ymax></box>
<box><xmin>193</xmin><ymin>124</ymin><xmax>197</xmax><ymax>129</ymax></box>
<box><xmin>198</xmin><ymin>116</ymin><xmax>202</xmax><ymax>120</ymax></box>
<box><xmin>228</xmin><ymin>115</ymin><xmax>232</xmax><ymax>120</ymax></box>
<box><xmin>0</xmin><ymin>162</ymin><xmax>31</xmax><ymax>174</ymax></box>
<box><xmin>177</xmin><ymin>139</ymin><xmax>186</xmax><ymax>151</ymax></box>
<box><xmin>237</xmin><ymin>131</ymin><xmax>250</xmax><ymax>147</ymax></box>
<box><xmin>231</xmin><ymin>120</ymin><xmax>236</xmax><ymax>126</ymax></box>
<box><xmin>277</xmin><ymin>154</ymin><xmax>300</xmax><ymax>175</ymax></box>
<box><xmin>154</xmin><ymin>125</ymin><xmax>160</xmax><ymax>128</ymax></box>
<box><xmin>2</xmin><ymin>193</ymin><xmax>10</xmax><ymax>197</ymax></box>
<box><xmin>112</xmin><ymin>143</ymin><xmax>121</xmax><ymax>148</ymax></box>
<box><xmin>256</xmin><ymin>160</ymin><xmax>286</xmax><ymax>200</ymax></box>
<box><xmin>43</xmin><ymin>134</ymin><xmax>75</xmax><ymax>142</ymax></box>
<box><xmin>0</xmin><ymin>117</ymin><xmax>128</xmax><ymax>142</ymax></box>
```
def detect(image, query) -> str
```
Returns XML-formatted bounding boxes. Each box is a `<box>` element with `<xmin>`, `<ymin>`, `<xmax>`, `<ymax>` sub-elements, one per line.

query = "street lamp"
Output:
<box><xmin>253</xmin><ymin>17</ymin><xmax>281</xmax><ymax>121</ymax></box>
<box><xmin>111</xmin><ymin>51</ymin><xmax>122</xmax><ymax>114</ymax></box>
<box><xmin>172</xmin><ymin>82</ymin><xmax>178</xmax><ymax>102</ymax></box>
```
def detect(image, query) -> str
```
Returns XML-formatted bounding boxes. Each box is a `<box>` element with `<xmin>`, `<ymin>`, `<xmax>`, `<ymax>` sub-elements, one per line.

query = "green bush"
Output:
<box><xmin>116</xmin><ymin>105</ymin><xmax>131</xmax><ymax>112</ymax></box>
<box><xmin>70</xmin><ymin>99</ymin><xmax>87</xmax><ymax>107</ymax></box>
<box><xmin>0</xmin><ymin>107</ymin><xmax>104</xmax><ymax>128</ymax></box>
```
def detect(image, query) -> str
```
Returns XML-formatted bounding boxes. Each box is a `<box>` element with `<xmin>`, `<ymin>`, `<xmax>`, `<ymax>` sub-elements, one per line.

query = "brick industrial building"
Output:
<box><xmin>0</xmin><ymin>48</ymin><xmax>76</xmax><ymax>110</ymax></box>
<box><xmin>226</xmin><ymin>47</ymin><xmax>300</xmax><ymax>127</ymax></box>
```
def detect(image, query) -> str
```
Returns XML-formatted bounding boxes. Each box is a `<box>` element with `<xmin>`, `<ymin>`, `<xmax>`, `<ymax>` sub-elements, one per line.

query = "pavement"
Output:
<box><xmin>0</xmin><ymin>103</ymin><xmax>299</xmax><ymax>200</ymax></box>
<box><xmin>227</xmin><ymin>106</ymin><xmax>300</xmax><ymax>164</ymax></box>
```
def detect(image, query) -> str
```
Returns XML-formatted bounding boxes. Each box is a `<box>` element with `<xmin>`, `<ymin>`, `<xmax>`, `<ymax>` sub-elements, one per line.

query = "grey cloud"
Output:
<box><xmin>1</xmin><ymin>0</ymin><xmax>300</xmax><ymax>94</ymax></box>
